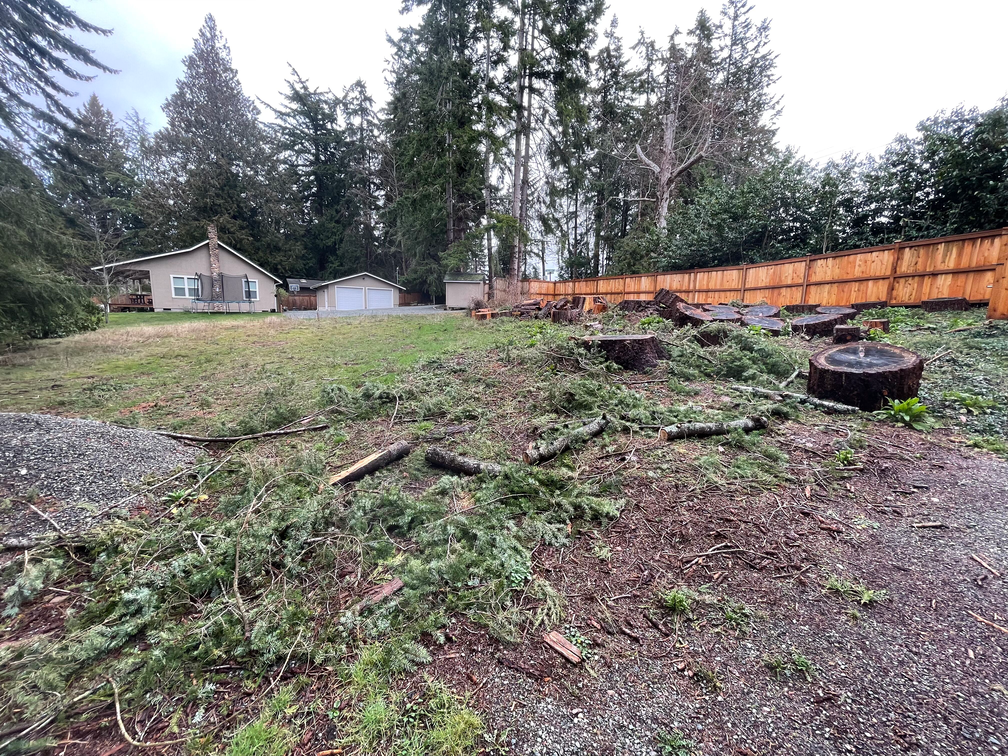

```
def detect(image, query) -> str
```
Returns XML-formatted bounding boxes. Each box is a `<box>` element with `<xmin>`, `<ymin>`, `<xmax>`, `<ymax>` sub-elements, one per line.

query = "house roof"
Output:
<box><xmin>312</xmin><ymin>272</ymin><xmax>405</xmax><ymax>290</ymax></box>
<box><xmin>285</xmin><ymin>277</ymin><xmax>325</xmax><ymax>289</ymax></box>
<box><xmin>90</xmin><ymin>239</ymin><xmax>282</xmax><ymax>283</ymax></box>
<box><xmin>444</xmin><ymin>272</ymin><xmax>486</xmax><ymax>283</ymax></box>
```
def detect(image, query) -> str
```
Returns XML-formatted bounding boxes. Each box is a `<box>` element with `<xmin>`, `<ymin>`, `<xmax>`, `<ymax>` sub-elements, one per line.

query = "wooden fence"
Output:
<box><xmin>281</xmin><ymin>292</ymin><xmax>317</xmax><ymax>311</ymax></box>
<box><xmin>526</xmin><ymin>227</ymin><xmax>1008</xmax><ymax>320</ymax></box>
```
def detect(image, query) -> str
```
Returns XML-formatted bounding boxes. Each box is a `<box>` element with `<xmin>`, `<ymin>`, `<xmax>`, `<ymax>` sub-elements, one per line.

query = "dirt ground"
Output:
<box><xmin>424</xmin><ymin>424</ymin><xmax>1008</xmax><ymax>756</ymax></box>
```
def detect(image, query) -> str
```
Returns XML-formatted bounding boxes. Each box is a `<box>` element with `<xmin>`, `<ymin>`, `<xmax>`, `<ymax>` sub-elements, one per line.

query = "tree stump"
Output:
<box><xmin>784</xmin><ymin>303</ymin><xmax>821</xmax><ymax>314</ymax></box>
<box><xmin>832</xmin><ymin>324</ymin><xmax>863</xmax><ymax>343</ymax></box>
<box><xmin>745</xmin><ymin>304</ymin><xmax>781</xmax><ymax>318</ymax></box>
<box><xmin>709</xmin><ymin>311</ymin><xmax>743</xmax><ymax>324</ymax></box>
<box><xmin>617</xmin><ymin>299</ymin><xmax>652</xmax><ymax>313</ymax></box>
<box><xmin>674</xmin><ymin>302</ymin><xmax>714</xmax><ymax>327</ymax></box>
<box><xmin>583</xmin><ymin>334</ymin><xmax>667</xmax><ymax>370</ymax></box>
<box><xmin>807</xmin><ymin>343</ymin><xmax>924</xmax><ymax>410</ymax></box>
<box><xmin>551</xmin><ymin>309</ymin><xmax>582</xmax><ymax>324</ymax></box>
<box><xmin>654</xmin><ymin>288</ymin><xmax>687</xmax><ymax>308</ymax></box>
<box><xmin>863</xmin><ymin>318</ymin><xmax>889</xmax><ymax>333</ymax></box>
<box><xmin>852</xmin><ymin>301</ymin><xmax>887</xmax><ymax>312</ymax></box>
<box><xmin>792</xmin><ymin>313</ymin><xmax>841</xmax><ymax>337</ymax></box>
<box><xmin>742</xmin><ymin>316</ymin><xmax>784</xmax><ymax>336</ymax></box>
<box><xmin>702</xmin><ymin>304</ymin><xmax>740</xmax><ymax>314</ymax></box>
<box><xmin>571</xmin><ymin>295</ymin><xmax>586</xmax><ymax>311</ymax></box>
<box><xmin>816</xmin><ymin>306</ymin><xmax>858</xmax><ymax>322</ymax></box>
<box><xmin>921</xmin><ymin>297</ymin><xmax>969</xmax><ymax>312</ymax></box>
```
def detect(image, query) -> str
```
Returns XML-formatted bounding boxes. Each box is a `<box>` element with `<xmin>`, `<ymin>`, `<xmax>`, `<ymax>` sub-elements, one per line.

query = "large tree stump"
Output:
<box><xmin>852</xmin><ymin>301</ymin><xmax>887</xmax><ymax>312</ymax></box>
<box><xmin>617</xmin><ymin>299</ymin><xmax>652</xmax><ymax>313</ymax></box>
<box><xmin>742</xmin><ymin>316</ymin><xmax>784</xmax><ymax>336</ymax></box>
<box><xmin>921</xmin><ymin>297</ymin><xmax>970</xmax><ymax>312</ymax></box>
<box><xmin>815</xmin><ymin>306</ymin><xmax>858</xmax><ymax>322</ymax></box>
<box><xmin>702</xmin><ymin>304</ymin><xmax>740</xmax><ymax>315</ymax></box>
<box><xmin>807</xmin><ymin>343</ymin><xmax>924</xmax><ymax>410</ymax></box>
<box><xmin>783</xmin><ymin>303</ymin><xmax>821</xmax><ymax>314</ymax></box>
<box><xmin>551</xmin><ymin>309</ymin><xmax>582</xmax><ymax>324</ymax></box>
<box><xmin>674</xmin><ymin>302</ymin><xmax>714</xmax><ymax>327</ymax></box>
<box><xmin>745</xmin><ymin>304</ymin><xmax>781</xmax><ymax>318</ymax></box>
<box><xmin>654</xmin><ymin>288</ymin><xmax>687</xmax><ymax>308</ymax></box>
<box><xmin>710</xmin><ymin>311</ymin><xmax>743</xmax><ymax>324</ymax></box>
<box><xmin>792</xmin><ymin>313</ymin><xmax>842</xmax><ymax>337</ymax></box>
<box><xmin>583</xmin><ymin>334</ymin><xmax>667</xmax><ymax>370</ymax></box>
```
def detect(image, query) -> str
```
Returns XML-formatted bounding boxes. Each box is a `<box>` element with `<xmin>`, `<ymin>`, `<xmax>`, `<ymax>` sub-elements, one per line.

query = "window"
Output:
<box><xmin>243</xmin><ymin>279</ymin><xmax>258</xmax><ymax>300</ymax></box>
<box><xmin>171</xmin><ymin>275</ymin><xmax>199</xmax><ymax>298</ymax></box>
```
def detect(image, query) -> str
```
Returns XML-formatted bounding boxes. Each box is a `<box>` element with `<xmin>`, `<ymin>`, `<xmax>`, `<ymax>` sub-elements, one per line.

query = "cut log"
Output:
<box><xmin>520</xmin><ymin>298</ymin><xmax>544</xmax><ymax>309</ymax></box>
<box><xmin>616</xmin><ymin>298</ymin><xmax>653</xmax><ymax>313</ymax></box>
<box><xmin>783</xmin><ymin>303</ymin><xmax>821</xmax><ymax>314</ymax></box>
<box><xmin>730</xmin><ymin>385</ymin><xmax>859</xmax><ymax>414</ymax></box>
<box><xmin>807</xmin><ymin>343</ymin><xmax>924</xmax><ymax>410</ymax></box>
<box><xmin>571</xmin><ymin>295</ymin><xmax>586</xmax><ymax>311</ymax></box>
<box><xmin>524</xmin><ymin>414</ymin><xmax>608</xmax><ymax>464</ymax></box>
<box><xmin>156</xmin><ymin>423</ymin><xmax>329</xmax><ymax>443</ymax></box>
<box><xmin>832</xmin><ymin>324</ymin><xmax>863</xmax><ymax>343</ymax></box>
<box><xmin>554</xmin><ymin>297</ymin><xmax>570</xmax><ymax>310</ymax></box>
<box><xmin>815</xmin><ymin>306</ymin><xmax>858</xmax><ymax>322</ymax></box>
<box><xmin>653</xmin><ymin>288</ymin><xmax>687</xmax><ymax>308</ymax></box>
<box><xmin>702</xmin><ymin>304</ymin><xmax>740</xmax><ymax>314</ymax></box>
<box><xmin>674</xmin><ymin>302</ymin><xmax>714</xmax><ymax>327</ymax></box>
<box><xmin>741</xmin><ymin>316</ymin><xmax>784</xmax><ymax>336</ymax></box>
<box><xmin>709</xmin><ymin>311</ymin><xmax>743</xmax><ymax>324</ymax></box>
<box><xmin>745</xmin><ymin>304</ymin><xmax>781</xmax><ymax>318</ymax></box>
<box><xmin>792</xmin><ymin>313</ymin><xmax>842</xmax><ymax>337</ymax></box>
<box><xmin>863</xmin><ymin>318</ymin><xmax>890</xmax><ymax>333</ymax></box>
<box><xmin>540</xmin><ymin>300</ymin><xmax>556</xmax><ymax>319</ymax></box>
<box><xmin>551</xmin><ymin>309</ymin><xmax>582</xmax><ymax>324</ymax></box>
<box><xmin>921</xmin><ymin>297</ymin><xmax>970</xmax><ymax>312</ymax></box>
<box><xmin>852</xmin><ymin>301</ymin><xmax>887</xmax><ymax>312</ymax></box>
<box><xmin>658</xmin><ymin>415</ymin><xmax>768</xmax><ymax>442</ymax></box>
<box><xmin>330</xmin><ymin>440</ymin><xmax>412</xmax><ymax>486</ymax></box>
<box><xmin>583</xmin><ymin>334</ymin><xmax>668</xmax><ymax>370</ymax></box>
<box><xmin>425</xmin><ymin>446</ymin><xmax>502</xmax><ymax>476</ymax></box>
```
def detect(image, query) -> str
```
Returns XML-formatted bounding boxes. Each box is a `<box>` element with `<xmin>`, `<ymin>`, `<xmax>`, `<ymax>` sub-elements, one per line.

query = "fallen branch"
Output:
<box><xmin>543</xmin><ymin>630</ymin><xmax>582</xmax><ymax>663</ymax></box>
<box><xmin>911</xmin><ymin>521</ymin><xmax>946</xmax><ymax>528</ymax></box>
<box><xmin>106</xmin><ymin>676</ymin><xmax>188</xmax><ymax>747</ymax></box>
<box><xmin>27</xmin><ymin>503</ymin><xmax>67</xmax><ymax>536</ymax></box>
<box><xmin>352</xmin><ymin>577</ymin><xmax>405</xmax><ymax>615</ymax></box>
<box><xmin>658</xmin><ymin>416</ymin><xmax>768</xmax><ymax>442</ymax></box>
<box><xmin>730</xmin><ymin>385</ymin><xmax>859</xmax><ymax>414</ymax></box>
<box><xmin>155</xmin><ymin>424</ymin><xmax>329</xmax><ymax>443</ymax></box>
<box><xmin>971</xmin><ymin>553</ymin><xmax>1001</xmax><ymax>577</ymax></box>
<box><xmin>523</xmin><ymin>414</ymin><xmax>608</xmax><ymax>465</ymax></box>
<box><xmin>425</xmin><ymin>446</ymin><xmax>502</xmax><ymax>477</ymax></box>
<box><xmin>967</xmin><ymin>610</ymin><xmax>1008</xmax><ymax>634</ymax></box>
<box><xmin>330</xmin><ymin>440</ymin><xmax>412</xmax><ymax>486</ymax></box>
<box><xmin>779</xmin><ymin>368</ymin><xmax>802</xmax><ymax>390</ymax></box>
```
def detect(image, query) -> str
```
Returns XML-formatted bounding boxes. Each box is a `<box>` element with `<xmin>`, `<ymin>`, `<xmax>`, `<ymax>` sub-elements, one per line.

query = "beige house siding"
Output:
<box><xmin>134</xmin><ymin>242</ymin><xmax>278</xmax><ymax>311</ymax></box>
<box><xmin>316</xmin><ymin>274</ymin><xmax>401</xmax><ymax>309</ymax></box>
<box><xmin>445</xmin><ymin>281</ymin><xmax>484</xmax><ymax>309</ymax></box>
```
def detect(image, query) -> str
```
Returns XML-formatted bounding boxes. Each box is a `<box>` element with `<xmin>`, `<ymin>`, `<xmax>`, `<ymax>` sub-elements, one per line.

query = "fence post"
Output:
<box><xmin>690</xmin><ymin>271</ymin><xmax>698</xmax><ymax>303</ymax></box>
<box><xmin>884</xmin><ymin>241</ymin><xmax>901</xmax><ymax>305</ymax></box>
<box><xmin>740</xmin><ymin>264</ymin><xmax>748</xmax><ymax>303</ymax></box>
<box><xmin>988</xmin><ymin>228</ymin><xmax>1008</xmax><ymax>320</ymax></box>
<box><xmin>800</xmin><ymin>257</ymin><xmax>810</xmax><ymax>304</ymax></box>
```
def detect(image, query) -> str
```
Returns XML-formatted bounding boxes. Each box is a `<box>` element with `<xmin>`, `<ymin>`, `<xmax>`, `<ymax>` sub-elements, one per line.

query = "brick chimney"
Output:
<box><xmin>207</xmin><ymin>223</ymin><xmax>224</xmax><ymax>309</ymax></box>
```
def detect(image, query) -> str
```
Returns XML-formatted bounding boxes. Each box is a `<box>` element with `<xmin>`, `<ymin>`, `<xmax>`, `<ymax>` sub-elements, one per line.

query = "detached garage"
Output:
<box><xmin>313</xmin><ymin>273</ymin><xmax>404</xmax><ymax>311</ymax></box>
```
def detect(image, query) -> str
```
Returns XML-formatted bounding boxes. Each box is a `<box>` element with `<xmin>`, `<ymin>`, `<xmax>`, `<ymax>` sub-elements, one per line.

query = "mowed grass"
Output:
<box><xmin>0</xmin><ymin>312</ymin><xmax>509</xmax><ymax>432</ymax></box>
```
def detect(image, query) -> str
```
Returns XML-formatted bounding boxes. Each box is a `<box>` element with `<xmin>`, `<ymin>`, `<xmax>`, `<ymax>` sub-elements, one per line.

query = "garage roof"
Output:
<box><xmin>313</xmin><ymin>272</ymin><xmax>405</xmax><ymax>290</ymax></box>
<box><xmin>444</xmin><ymin>272</ymin><xmax>486</xmax><ymax>283</ymax></box>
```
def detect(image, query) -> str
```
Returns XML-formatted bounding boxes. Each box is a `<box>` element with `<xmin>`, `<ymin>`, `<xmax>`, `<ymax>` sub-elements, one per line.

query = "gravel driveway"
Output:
<box><xmin>0</xmin><ymin>413</ymin><xmax>197</xmax><ymax>540</ymax></box>
<box><xmin>285</xmin><ymin>305</ymin><xmax>459</xmax><ymax>319</ymax></box>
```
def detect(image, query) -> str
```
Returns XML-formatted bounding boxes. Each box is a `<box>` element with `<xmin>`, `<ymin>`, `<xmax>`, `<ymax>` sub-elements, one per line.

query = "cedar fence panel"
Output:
<box><xmin>522</xmin><ymin>227</ymin><xmax>1008</xmax><ymax>319</ymax></box>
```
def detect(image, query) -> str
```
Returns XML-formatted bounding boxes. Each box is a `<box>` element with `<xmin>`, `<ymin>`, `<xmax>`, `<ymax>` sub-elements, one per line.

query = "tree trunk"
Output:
<box><xmin>807</xmin><ymin>343</ymin><xmax>924</xmax><ymax>410</ymax></box>
<box><xmin>658</xmin><ymin>415</ymin><xmax>768</xmax><ymax>442</ymax></box>
<box><xmin>330</xmin><ymin>440</ymin><xmax>412</xmax><ymax>486</ymax></box>
<box><xmin>583</xmin><ymin>334</ymin><xmax>668</xmax><ymax>370</ymax></box>
<box><xmin>730</xmin><ymin>385</ymin><xmax>859</xmax><ymax>414</ymax></box>
<box><xmin>523</xmin><ymin>414</ymin><xmax>608</xmax><ymax>464</ymax></box>
<box><xmin>509</xmin><ymin>0</ymin><xmax>527</xmax><ymax>282</ymax></box>
<box><xmin>426</xmin><ymin>446</ymin><xmax>502</xmax><ymax>476</ymax></box>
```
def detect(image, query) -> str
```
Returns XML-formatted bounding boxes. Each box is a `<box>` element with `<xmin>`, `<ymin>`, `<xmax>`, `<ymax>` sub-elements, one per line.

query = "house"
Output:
<box><xmin>444</xmin><ymin>272</ymin><xmax>486</xmax><ymax>309</ymax></box>
<box><xmin>92</xmin><ymin>225</ymin><xmax>281</xmax><ymax>312</ymax></box>
<box><xmin>312</xmin><ymin>273</ymin><xmax>405</xmax><ymax>310</ymax></box>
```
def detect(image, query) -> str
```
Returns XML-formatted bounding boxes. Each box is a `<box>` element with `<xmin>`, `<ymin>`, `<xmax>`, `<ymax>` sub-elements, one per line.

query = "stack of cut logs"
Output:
<box><xmin>508</xmin><ymin>295</ymin><xmax>610</xmax><ymax>322</ymax></box>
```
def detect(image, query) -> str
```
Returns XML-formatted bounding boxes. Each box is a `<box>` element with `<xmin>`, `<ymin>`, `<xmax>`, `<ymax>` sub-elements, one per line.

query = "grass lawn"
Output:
<box><xmin>0</xmin><ymin>313</ymin><xmax>514</xmax><ymax>433</ymax></box>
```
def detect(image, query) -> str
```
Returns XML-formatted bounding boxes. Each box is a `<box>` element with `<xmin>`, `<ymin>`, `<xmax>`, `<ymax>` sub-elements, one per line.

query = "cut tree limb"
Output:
<box><xmin>730</xmin><ymin>385</ymin><xmax>859</xmax><ymax>414</ymax></box>
<box><xmin>330</xmin><ymin>440</ymin><xmax>412</xmax><ymax>486</ymax></box>
<box><xmin>524</xmin><ymin>415</ymin><xmax>608</xmax><ymax>464</ymax></box>
<box><xmin>658</xmin><ymin>415</ymin><xmax>768</xmax><ymax>441</ymax></box>
<box><xmin>425</xmin><ymin>446</ymin><xmax>502</xmax><ymax>477</ymax></box>
<box><xmin>157</xmin><ymin>424</ymin><xmax>329</xmax><ymax>443</ymax></box>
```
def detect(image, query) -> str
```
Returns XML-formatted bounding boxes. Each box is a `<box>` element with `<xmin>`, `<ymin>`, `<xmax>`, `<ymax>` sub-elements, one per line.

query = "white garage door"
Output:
<box><xmin>367</xmin><ymin>288</ymin><xmax>393</xmax><ymax>309</ymax></box>
<box><xmin>336</xmin><ymin>286</ymin><xmax>364</xmax><ymax>310</ymax></box>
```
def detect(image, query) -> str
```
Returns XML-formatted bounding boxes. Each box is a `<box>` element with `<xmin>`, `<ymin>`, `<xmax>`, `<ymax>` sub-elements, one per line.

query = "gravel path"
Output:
<box><xmin>0</xmin><ymin>413</ymin><xmax>198</xmax><ymax>539</ymax></box>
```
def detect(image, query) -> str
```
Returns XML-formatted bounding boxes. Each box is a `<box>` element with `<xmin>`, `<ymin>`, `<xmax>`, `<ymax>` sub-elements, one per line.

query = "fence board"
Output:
<box><xmin>520</xmin><ymin>227</ymin><xmax>1008</xmax><ymax>318</ymax></box>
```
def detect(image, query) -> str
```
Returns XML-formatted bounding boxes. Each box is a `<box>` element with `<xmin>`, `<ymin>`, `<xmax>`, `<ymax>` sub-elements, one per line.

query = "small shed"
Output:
<box><xmin>445</xmin><ymin>272</ymin><xmax>486</xmax><ymax>310</ymax></box>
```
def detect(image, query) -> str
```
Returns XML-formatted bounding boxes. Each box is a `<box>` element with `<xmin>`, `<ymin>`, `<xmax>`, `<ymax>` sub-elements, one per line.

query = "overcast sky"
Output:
<box><xmin>67</xmin><ymin>0</ymin><xmax>1007</xmax><ymax>162</ymax></box>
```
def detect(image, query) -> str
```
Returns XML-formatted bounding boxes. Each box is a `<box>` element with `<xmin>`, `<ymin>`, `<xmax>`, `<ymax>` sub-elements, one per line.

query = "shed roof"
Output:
<box><xmin>444</xmin><ymin>272</ymin><xmax>486</xmax><ymax>283</ymax></box>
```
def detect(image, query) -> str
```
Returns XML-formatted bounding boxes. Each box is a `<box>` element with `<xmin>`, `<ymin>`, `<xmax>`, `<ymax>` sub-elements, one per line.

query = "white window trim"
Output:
<box><xmin>365</xmin><ymin>287</ymin><xmax>394</xmax><ymax>308</ymax></box>
<box><xmin>243</xmin><ymin>278</ymin><xmax>260</xmax><ymax>301</ymax></box>
<box><xmin>171</xmin><ymin>274</ymin><xmax>200</xmax><ymax>299</ymax></box>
